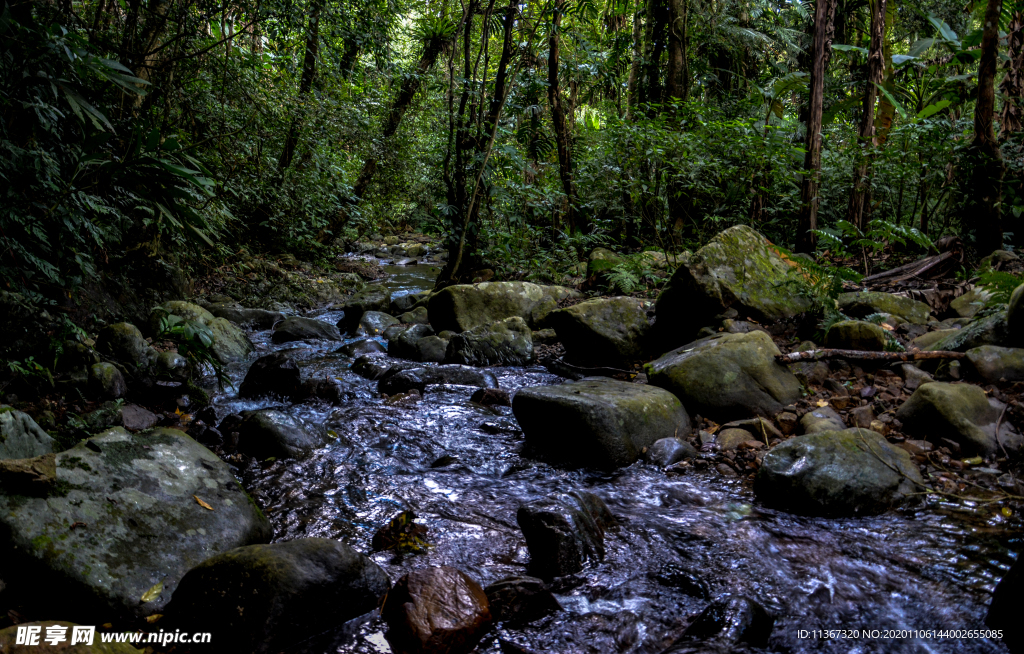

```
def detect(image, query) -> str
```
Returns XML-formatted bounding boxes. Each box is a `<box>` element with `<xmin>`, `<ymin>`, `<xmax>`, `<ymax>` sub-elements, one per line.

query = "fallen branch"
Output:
<box><xmin>860</xmin><ymin>251</ymin><xmax>953</xmax><ymax>284</ymax></box>
<box><xmin>777</xmin><ymin>349</ymin><xmax>966</xmax><ymax>363</ymax></box>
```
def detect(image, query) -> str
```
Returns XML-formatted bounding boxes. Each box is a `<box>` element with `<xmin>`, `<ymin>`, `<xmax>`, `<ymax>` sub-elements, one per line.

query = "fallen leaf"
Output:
<box><xmin>101</xmin><ymin>624</ymin><xmax>112</xmax><ymax>629</ymax></box>
<box><xmin>145</xmin><ymin>614</ymin><xmax>163</xmax><ymax>624</ymax></box>
<box><xmin>881</xmin><ymin>323</ymin><xmax>894</xmax><ymax>331</ymax></box>
<box><xmin>141</xmin><ymin>580</ymin><xmax>163</xmax><ymax>603</ymax></box>
<box><xmin>193</xmin><ymin>495</ymin><xmax>214</xmax><ymax>510</ymax></box>
<box><xmin>816</xmin><ymin>399</ymin><xmax>829</xmax><ymax>407</ymax></box>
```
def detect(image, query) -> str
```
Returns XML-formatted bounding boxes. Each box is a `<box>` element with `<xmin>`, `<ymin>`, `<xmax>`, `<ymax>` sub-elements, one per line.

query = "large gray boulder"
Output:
<box><xmin>896</xmin><ymin>382</ymin><xmax>1022</xmax><ymax>456</ymax></box>
<box><xmin>655</xmin><ymin>225</ymin><xmax>813</xmax><ymax>346</ymax></box>
<box><xmin>837</xmin><ymin>291</ymin><xmax>933</xmax><ymax>324</ymax></box>
<box><xmin>755</xmin><ymin>428</ymin><xmax>923</xmax><ymax>516</ymax></box>
<box><xmin>272</xmin><ymin>316</ymin><xmax>343</xmax><ymax>343</ymax></box>
<box><xmin>237</xmin><ymin>410</ymin><xmax>326</xmax><ymax>460</ymax></box>
<box><xmin>548</xmin><ymin>296</ymin><xmax>649</xmax><ymax>365</ymax></box>
<box><xmin>166</xmin><ymin>539</ymin><xmax>390</xmax><ymax>654</ymax></box>
<box><xmin>0</xmin><ymin>406</ymin><xmax>54</xmax><ymax>459</ymax></box>
<box><xmin>428</xmin><ymin>282</ymin><xmax>579</xmax><ymax>333</ymax></box>
<box><xmin>646</xmin><ymin>331</ymin><xmax>802</xmax><ymax>422</ymax></box>
<box><xmin>445</xmin><ymin>316</ymin><xmax>533</xmax><ymax>366</ymax></box>
<box><xmin>0</xmin><ymin>427</ymin><xmax>271</xmax><ymax>621</ymax></box>
<box><xmin>966</xmin><ymin>345</ymin><xmax>1024</xmax><ymax>383</ymax></box>
<box><xmin>513</xmin><ymin>377</ymin><xmax>691</xmax><ymax>470</ymax></box>
<box><xmin>929</xmin><ymin>312</ymin><xmax>1010</xmax><ymax>352</ymax></box>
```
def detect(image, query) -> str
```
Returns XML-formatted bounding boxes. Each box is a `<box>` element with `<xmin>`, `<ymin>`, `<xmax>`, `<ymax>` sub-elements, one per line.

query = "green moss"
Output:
<box><xmin>58</xmin><ymin>456</ymin><xmax>92</xmax><ymax>472</ymax></box>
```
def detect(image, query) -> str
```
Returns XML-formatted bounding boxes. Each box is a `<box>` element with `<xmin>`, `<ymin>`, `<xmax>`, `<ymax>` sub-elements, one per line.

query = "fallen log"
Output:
<box><xmin>777</xmin><ymin>349</ymin><xmax>966</xmax><ymax>363</ymax></box>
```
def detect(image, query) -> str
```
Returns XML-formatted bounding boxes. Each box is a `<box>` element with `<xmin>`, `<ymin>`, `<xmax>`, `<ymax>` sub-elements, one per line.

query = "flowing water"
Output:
<box><xmin>212</xmin><ymin>264</ymin><xmax>1020</xmax><ymax>654</ymax></box>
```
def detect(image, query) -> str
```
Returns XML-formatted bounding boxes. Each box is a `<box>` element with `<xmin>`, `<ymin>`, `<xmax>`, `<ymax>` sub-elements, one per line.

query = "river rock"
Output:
<box><xmin>517</xmin><ymin>492</ymin><xmax>614</xmax><ymax>579</ymax></box>
<box><xmin>788</xmin><ymin>340</ymin><xmax>829</xmax><ymax>386</ymax></box>
<box><xmin>336</xmin><ymin>338</ymin><xmax>387</xmax><ymax>357</ymax></box>
<box><xmin>166</xmin><ymin>538</ymin><xmax>389</xmax><ymax>654</ymax></box>
<box><xmin>121</xmin><ymin>404</ymin><xmax>159</xmax><ymax>431</ymax></box>
<box><xmin>392</xmin><ymin>292</ymin><xmax>430</xmax><ymax>314</ymax></box>
<box><xmin>484</xmin><ymin>576</ymin><xmax>560</xmax><ymax>626</ymax></box>
<box><xmin>383</xmin><ymin>566</ymin><xmax>492</xmax><ymax>654</ymax></box>
<box><xmin>824</xmin><ymin>320</ymin><xmax>890</xmax><ymax>351</ymax></box>
<box><xmin>210</xmin><ymin>306</ymin><xmax>284</xmax><ymax>330</ymax></box>
<box><xmin>357</xmin><ymin>311</ymin><xmax>400</xmax><ymax>336</ymax></box>
<box><xmin>667</xmin><ymin>594</ymin><xmax>775</xmax><ymax>650</ymax></box>
<box><xmin>951</xmin><ymin>287</ymin><xmax>992</xmax><ymax>319</ymax></box>
<box><xmin>930</xmin><ymin>312</ymin><xmax>1010</xmax><ymax>352</ymax></box>
<box><xmin>272</xmin><ymin>316</ymin><xmax>343</xmax><ymax>343</ymax></box>
<box><xmin>338</xmin><ymin>285</ymin><xmax>392</xmax><ymax>334</ymax></box>
<box><xmin>837</xmin><ymin>291</ymin><xmax>933</xmax><ymax>325</ymax></box>
<box><xmin>513</xmin><ymin>377</ymin><xmax>691</xmax><ymax>470</ymax></box>
<box><xmin>966</xmin><ymin>345</ymin><xmax>1024</xmax><ymax>383</ymax></box>
<box><xmin>95</xmin><ymin>322</ymin><xmax>157</xmax><ymax>371</ymax></box>
<box><xmin>0</xmin><ymin>621</ymin><xmax>143</xmax><ymax>653</ymax></box>
<box><xmin>1008</xmin><ymin>282</ymin><xmax>1024</xmax><ymax>343</ymax></box>
<box><xmin>154</xmin><ymin>351</ymin><xmax>189</xmax><ymax>382</ymax></box>
<box><xmin>755</xmin><ymin>428</ymin><xmax>922</xmax><ymax>516</ymax></box>
<box><xmin>89</xmin><ymin>363</ymin><xmax>127</xmax><ymax>400</ymax></box>
<box><xmin>384</xmin><ymin>323</ymin><xmax>413</xmax><ymax>341</ymax></box>
<box><xmin>389</xmin><ymin>324</ymin><xmax>437</xmax><ymax>361</ymax></box>
<box><xmin>896</xmin><ymin>382</ymin><xmax>1022</xmax><ymax>456</ymax></box>
<box><xmin>0</xmin><ymin>427</ymin><xmax>271</xmax><ymax>621</ymax></box>
<box><xmin>645</xmin><ymin>437</ymin><xmax>697</xmax><ymax>467</ymax></box>
<box><xmin>800</xmin><ymin>406</ymin><xmax>846</xmax><ymax>434</ymax></box>
<box><xmin>150</xmin><ymin>301</ymin><xmax>214</xmax><ymax>332</ymax></box>
<box><xmin>378</xmin><ymin>365</ymin><xmax>498</xmax><ymax>396</ymax></box>
<box><xmin>149</xmin><ymin>302</ymin><xmax>254</xmax><ymax>363</ymax></box>
<box><xmin>238</xmin><ymin>352</ymin><xmax>301</xmax><ymax>400</ymax></box>
<box><xmin>445</xmin><ymin>317</ymin><xmax>533</xmax><ymax>366</ymax></box>
<box><xmin>400</xmin><ymin>306</ymin><xmax>430</xmax><ymax>325</ymax></box>
<box><xmin>646</xmin><ymin>331</ymin><xmax>801</xmax><ymax>422</ymax></box>
<box><xmin>986</xmin><ymin>553</ymin><xmax>1024</xmax><ymax>652</ymax></box>
<box><xmin>237</xmin><ymin>410</ymin><xmax>326</xmax><ymax>460</ymax></box>
<box><xmin>428</xmin><ymin>281</ymin><xmax>579</xmax><ymax>333</ymax></box>
<box><xmin>352</xmin><ymin>355</ymin><xmax>396</xmax><ymax>381</ymax></box>
<box><xmin>0</xmin><ymin>406</ymin><xmax>54</xmax><ymax>459</ymax></box>
<box><xmin>548</xmin><ymin>296</ymin><xmax>649</xmax><ymax>365</ymax></box>
<box><xmin>655</xmin><ymin>225</ymin><xmax>813</xmax><ymax>347</ymax></box>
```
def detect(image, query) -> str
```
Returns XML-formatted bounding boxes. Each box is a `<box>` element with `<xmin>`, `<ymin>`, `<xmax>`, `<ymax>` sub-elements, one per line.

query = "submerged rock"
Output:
<box><xmin>646</xmin><ymin>331</ymin><xmax>801</xmax><ymax>422</ymax></box>
<box><xmin>272</xmin><ymin>316</ymin><xmax>343</xmax><ymax>343</ymax></box>
<box><xmin>378</xmin><ymin>364</ymin><xmax>498</xmax><ymax>396</ymax></box>
<box><xmin>666</xmin><ymin>594</ymin><xmax>775</xmax><ymax>651</ymax></box>
<box><xmin>237</xmin><ymin>410</ymin><xmax>326</xmax><ymax>460</ymax></box>
<box><xmin>238</xmin><ymin>351</ymin><xmax>301</xmax><ymax>400</ymax></box>
<box><xmin>445</xmin><ymin>316</ymin><xmax>533</xmax><ymax>366</ymax></box>
<box><xmin>755</xmin><ymin>428</ymin><xmax>923</xmax><ymax>516</ymax></box>
<box><xmin>383</xmin><ymin>566</ymin><xmax>492</xmax><ymax>654</ymax></box>
<box><xmin>896</xmin><ymin>382</ymin><xmax>1022</xmax><ymax>456</ymax></box>
<box><xmin>428</xmin><ymin>281</ymin><xmax>579</xmax><ymax>333</ymax></box>
<box><xmin>0</xmin><ymin>406</ymin><xmax>55</xmax><ymax>459</ymax></box>
<box><xmin>548</xmin><ymin>296</ymin><xmax>649</xmax><ymax>365</ymax></box>
<box><xmin>0</xmin><ymin>427</ymin><xmax>271</xmax><ymax>621</ymax></box>
<box><xmin>513</xmin><ymin>377</ymin><xmax>691</xmax><ymax>470</ymax></box>
<box><xmin>484</xmin><ymin>576</ymin><xmax>560</xmax><ymax>626</ymax></box>
<box><xmin>517</xmin><ymin>492</ymin><xmax>614</xmax><ymax>579</ymax></box>
<box><xmin>166</xmin><ymin>538</ymin><xmax>389</xmax><ymax>654</ymax></box>
<box><xmin>655</xmin><ymin>225</ymin><xmax>813</xmax><ymax>347</ymax></box>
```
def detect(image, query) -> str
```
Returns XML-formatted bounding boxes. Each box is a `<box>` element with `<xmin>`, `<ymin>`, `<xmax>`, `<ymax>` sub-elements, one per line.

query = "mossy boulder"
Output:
<box><xmin>209</xmin><ymin>306</ymin><xmax>284</xmax><ymax>330</ymax></box>
<box><xmin>930</xmin><ymin>312</ymin><xmax>1010</xmax><ymax>352</ymax></box>
<box><xmin>0</xmin><ymin>406</ymin><xmax>54</xmax><ymax>459</ymax></box>
<box><xmin>896</xmin><ymin>382</ymin><xmax>1022</xmax><ymax>456</ymax></box>
<box><xmin>149</xmin><ymin>301</ymin><xmax>254</xmax><ymax>363</ymax></box>
<box><xmin>95</xmin><ymin>323</ymin><xmax>157</xmax><ymax>370</ymax></box>
<box><xmin>0</xmin><ymin>621</ymin><xmax>143</xmax><ymax>653</ymax></box>
<box><xmin>154</xmin><ymin>351</ymin><xmax>189</xmax><ymax>382</ymax></box>
<box><xmin>951</xmin><ymin>287</ymin><xmax>993</xmax><ymax>319</ymax></box>
<box><xmin>966</xmin><ymin>345</ymin><xmax>1024</xmax><ymax>383</ymax></box>
<box><xmin>548</xmin><ymin>296</ymin><xmax>650</xmax><ymax>365</ymax></box>
<box><xmin>1008</xmin><ymin>282</ymin><xmax>1024</xmax><ymax>344</ymax></box>
<box><xmin>337</xmin><ymin>285</ymin><xmax>392</xmax><ymax>334</ymax></box>
<box><xmin>755</xmin><ymin>428</ymin><xmax>922</xmax><ymax>516</ymax></box>
<box><xmin>0</xmin><ymin>427</ymin><xmax>271</xmax><ymax>622</ymax></box>
<box><xmin>399</xmin><ymin>306</ymin><xmax>430</xmax><ymax>325</ymax></box>
<box><xmin>378</xmin><ymin>364</ymin><xmax>498</xmax><ymax>395</ymax></box>
<box><xmin>149</xmin><ymin>301</ymin><xmax>214</xmax><ymax>334</ymax></box>
<box><xmin>88</xmin><ymin>363</ymin><xmax>127</xmax><ymax>400</ymax></box>
<box><xmin>356</xmin><ymin>310</ymin><xmax>399</xmax><ymax>337</ymax></box>
<box><xmin>824</xmin><ymin>320</ymin><xmax>890</xmax><ymax>351</ymax></box>
<box><xmin>445</xmin><ymin>316</ymin><xmax>533</xmax><ymax>366</ymax></box>
<box><xmin>512</xmin><ymin>377</ymin><xmax>691</xmax><ymax>470</ymax></box>
<box><xmin>237</xmin><ymin>410</ymin><xmax>326</xmax><ymax>460</ymax></box>
<box><xmin>389</xmin><ymin>324</ymin><xmax>442</xmax><ymax>362</ymax></box>
<box><xmin>646</xmin><ymin>331</ymin><xmax>802</xmax><ymax>422</ymax></box>
<box><xmin>272</xmin><ymin>316</ymin><xmax>343</xmax><ymax>343</ymax></box>
<box><xmin>655</xmin><ymin>225</ymin><xmax>813</xmax><ymax>347</ymax></box>
<box><xmin>428</xmin><ymin>282</ymin><xmax>580</xmax><ymax>333</ymax></box>
<box><xmin>837</xmin><ymin>291</ymin><xmax>933</xmax><ymax>325</ymax></box>
<box><xmin>165</xmin><ymin>538</ymin><xmax>389</xmax><ymax>654</ymax></box>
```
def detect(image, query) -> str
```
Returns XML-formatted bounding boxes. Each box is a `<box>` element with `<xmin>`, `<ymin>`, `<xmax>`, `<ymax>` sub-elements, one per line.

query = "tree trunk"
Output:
<box><xmin>1000</xmin><ymin>11</ymin><xmax>1023</xmax><ymax>138</ymax></box>
<box><xmin>666</xmin><ymin>0</ymin><xmax>688</xmax><ymax>101</ymax></box>
<box><xmin>548</xmin><ymin>0</ymin><xmax>585</xmax><ymax>233</ymax></box>
<box><xmin>795</xmin><ymin>0</ymin><xmax>837</xmax><ymax>253</ymax></box>
<box><xmin>626</xmin><ymin>9</ymin><xmax>643</xmax><ymax>117</ymax></box>
<box><xmin>277</xmin><ymin>0</ymin><xmax>323</xmax><ymax>174</ymax></box>
<box><xmin>966</xmin><ymin>0</ymin><xmax>1005</xmax><ymax>255</ymax></box>
<box><xmin>845</xmin><ymin>0</ymin><xmax>885</xmax><ymax>231</ymax></box>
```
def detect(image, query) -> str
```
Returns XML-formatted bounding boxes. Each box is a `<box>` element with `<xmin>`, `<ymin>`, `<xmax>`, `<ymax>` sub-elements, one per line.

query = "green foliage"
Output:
<box><xmin>977</xmin><ymin>270</ymin><xmax>1024</xmax><ymax>306</ymax></box>
<box><xmin>605</xmin><ymin>253</ymin><xmax>661</xmax><ymax>295</ymax></box>
<box><xmin>157</xmin><ymin>316</ymin><xmax>230</xmax><ymax>389</ymax></box>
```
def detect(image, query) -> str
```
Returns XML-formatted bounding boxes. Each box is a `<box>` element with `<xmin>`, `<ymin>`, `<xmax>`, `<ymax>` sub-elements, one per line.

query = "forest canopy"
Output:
<box><xmin>1</xmin><ymin>0</ymin><xmax>1023</xmax><ymax>294</ymax></box>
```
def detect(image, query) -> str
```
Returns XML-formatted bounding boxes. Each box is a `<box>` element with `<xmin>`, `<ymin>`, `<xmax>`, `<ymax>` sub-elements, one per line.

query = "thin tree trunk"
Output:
<box><xmin>548</xmin><ymin>0</ymin><xmax>585</xmax><ymax>233</ymax></box>
<box><xmin>626</xmin><ymin>9</ymin><xmax>643</xmax><ymax>117</ymax></box>
<box><xmin>999</xmin><ymin>11</ymin><xmax>1023</xmax><ymax>138</ymax></box>
<box><xmin>966</xmin><ymin>0</ymin><xmax>1005</xmax><ymax>254</ymax></box>
<box><xmin>795</xmin><ymin>0</ymin><xmax>837</xmax><ymax>253</ymax></box>
<box><xmin>277</xmin><ymin>0</ymin><xmax>323</xmax><ymax>173</ymax></box>
<box><xmin>845</xmin><ymin>0</ymin><xmax>885</xmax><ymax>231</ymax></box>
<box><xmin>666</xmin><ymin>0</ymin><xmax>688</xmax><ymax>101</ymax></box>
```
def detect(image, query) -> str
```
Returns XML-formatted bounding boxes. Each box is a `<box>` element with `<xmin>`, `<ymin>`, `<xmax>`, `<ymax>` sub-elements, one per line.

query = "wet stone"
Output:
<box><xmin>645</xmin><ymin>437</ymin><xmax>697</xmax><ymax>467</ymax></box>
<box><xmin>336</xmin><ymin>338</ymin><xmax>387</xmax><ymax>358</ymax></box>
<box><xmin>383</xmin><ymin>566</ymin><xmax>492</xmax><ymax>654</ymax></box>
<box><xmin>484</xmin><ymin>576</ymin><xmax>560</xmax><ymax>626</ymax></box>
<box><xmin>517</xmin><ymin>491</ymin><xmax>614</xmax><ymax>579</ymax></box>
<box><xmin>238</xmin><ymin>351</ymin><xmax>301</xmax><ymax>400</ymax></box>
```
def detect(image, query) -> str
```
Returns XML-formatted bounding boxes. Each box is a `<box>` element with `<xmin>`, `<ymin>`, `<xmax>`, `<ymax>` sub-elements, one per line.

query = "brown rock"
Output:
<box><xmin>121</xmin><ymin>404</ymin><xmax>159</xmax><ymax>431</ymax></box>
<box><xmin>384</xmin><ymin>567</ymin><xmax>492</xmax><ymax>654</ymax></box>
<box><xmin>716</xmin><ymin>428</ymin><xmax>753</xmax><ymax>451</ymax></box>
<box><xmin>470</xmin><ymin>388</ymin><xmax>512</xmax><ymax>407</ymax></box>
<box><xmin>849</xmin><ymin>405</ymin><xmax>875</xmax><ymax>428</ymax></box>
<box><xmin>776</xmin><ymin>412</ymin><xmax>798</xmax><ymax>435</ymax></box>
<box><xmin>0</xmin><ymin>453</ymin><xmax>57</xmax><ymax>496</ymax></box>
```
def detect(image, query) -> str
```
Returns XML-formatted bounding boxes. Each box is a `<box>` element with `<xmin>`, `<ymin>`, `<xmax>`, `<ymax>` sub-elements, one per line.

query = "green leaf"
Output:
<box><xmin>915</xmin><ymin>99</ymin><xmax>952</xmax><ymax>121</ymax></box>
<box><xmin>832</xmin><ymin>44</ymin><xmax>868</xmax><ymax>54</ymax></box>
<box><xmin>141</xmin><ymin>579</ymin><xmax>163</xmax><ymax>603</ymax></box>
<box><xmin>927</xmin><ymin>14</ymin><xmax>959</xmax><ymax>44</ymax></box>
<box><xmin>874</xmin><ymin>83</ymin><xmax>908</xmax><ymax>121</ymax></box>
<box><xmin>908</xmin><ymin>38</ymin><xmax>935</xmax><ymax>57</ymax></box>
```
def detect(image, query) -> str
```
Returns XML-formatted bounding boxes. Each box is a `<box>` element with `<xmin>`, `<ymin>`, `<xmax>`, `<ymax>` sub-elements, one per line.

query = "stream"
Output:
<box><xmin>212</xmin><ymin>263</ymin><xmax>1020</xmax><ymax>654</ymax></box>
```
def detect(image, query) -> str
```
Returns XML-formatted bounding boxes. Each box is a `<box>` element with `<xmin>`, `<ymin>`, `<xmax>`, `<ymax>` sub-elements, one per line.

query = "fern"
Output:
<box><xmin>977</xmin><ymin>270</ymin><xmax>1023</xmax><ymax>306</ymax></box>
<box><xmin>606</xmin><ymin>266</ymin><xmax>640</xmax><ymax>294</ymax></box>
